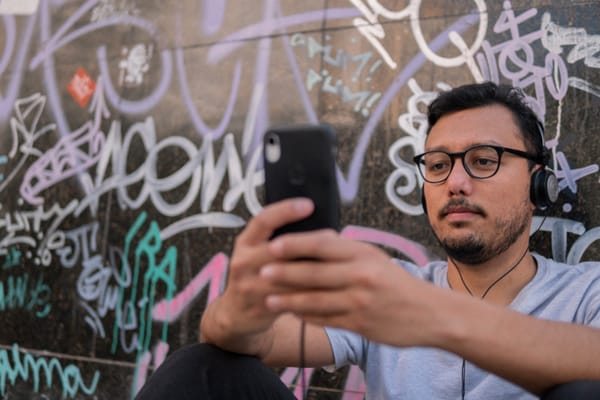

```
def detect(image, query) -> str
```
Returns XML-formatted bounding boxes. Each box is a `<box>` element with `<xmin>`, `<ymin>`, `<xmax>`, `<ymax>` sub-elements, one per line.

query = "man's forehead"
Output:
<box><xmin>425</xmin><ymin>105</ymin><xmax>523</xmax><ymax>149</ymax></box>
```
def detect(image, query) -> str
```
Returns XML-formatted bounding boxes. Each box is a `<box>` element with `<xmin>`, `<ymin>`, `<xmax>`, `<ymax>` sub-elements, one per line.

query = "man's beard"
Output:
<box><xmin>433</xmin><ymin>198</ymin><xmax>531</xmax><ymax>265</ymax></box>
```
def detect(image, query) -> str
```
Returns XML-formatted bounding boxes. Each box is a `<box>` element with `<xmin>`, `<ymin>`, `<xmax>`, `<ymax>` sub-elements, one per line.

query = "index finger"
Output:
<box><xmin>237</xmin><ymin>198</ymin><xmax>314</xmax><ymax>245</ymax></box>
<box><xmin>268</xmin><ymin>230</ymin><xmax>363</xmax><ymax>262</ymax></box>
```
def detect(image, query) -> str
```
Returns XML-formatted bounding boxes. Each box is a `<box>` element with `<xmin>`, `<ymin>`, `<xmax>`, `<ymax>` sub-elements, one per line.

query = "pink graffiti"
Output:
<box><xmin>280</xmin><ymin>364</ymin><xmax>365</xmax><ymax>399</ymax></box>
<box><xmin>342</xmin><ymin>365</ymin><xmax>367</xmax><ymax>400</ymax></box>
<box><xmin>341</xmin><ymin>225</ymin><xmax>435</xmax><ymax>266</ymax></box>
<box><xmin>153</xmin><ymin>341</ymin><xmax>170</xmax><ymax>368</ymax></box>
<box><xmin>280</xmin><ymin>367</ymin><xmax>314</xmax><ymax>399</ymax></box>
<box><xmin>135</xmin><ymin>341</ymin><xmax>170</xmax><ymax>395</ymax></box>
<box><xmin>135</xmin><ymin>352</ymin><xmax>152</xmax><ymax>395</ymax></box>
<box><xmin>152</xmin><ymin>252</ymin><xmax>228</xmax><ymax>322</ymax></box>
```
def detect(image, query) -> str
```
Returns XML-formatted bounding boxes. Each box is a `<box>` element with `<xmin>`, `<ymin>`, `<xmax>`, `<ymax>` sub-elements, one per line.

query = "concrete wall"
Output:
<box><xmin>1</xmin><ymin>0</ymin><xmax>599</xmax><ymax>398</ymax></box>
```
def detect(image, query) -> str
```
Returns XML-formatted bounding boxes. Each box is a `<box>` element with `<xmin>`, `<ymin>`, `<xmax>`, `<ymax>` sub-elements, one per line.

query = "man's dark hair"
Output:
<box><xmin>427</xmin><ymin>82</ymin><xmax>546</xmax><ymax>165</ymax></box>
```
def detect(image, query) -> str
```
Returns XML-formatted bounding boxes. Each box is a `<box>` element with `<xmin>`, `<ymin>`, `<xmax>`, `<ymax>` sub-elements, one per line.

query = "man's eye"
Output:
<box><xmin>427</xmin><ymin>161</ymin><xmax>450</xmax><ymax>172</ymax></box>
<box><xmin>472</xmin><ymin>158</ymin><xmax>498</xmax><ymax>168</ymax></box>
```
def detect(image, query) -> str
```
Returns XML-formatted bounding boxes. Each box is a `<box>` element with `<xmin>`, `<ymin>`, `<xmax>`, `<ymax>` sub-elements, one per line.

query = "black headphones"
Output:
<box><xmin>528</xmin><ymin>121</ymin><xmax>559</xmax><ymax>210</ymax></box>
<box><xmin>421</xmin><ymin>120</ymin><xmax>559</xmax><ymax>214</ymax></box>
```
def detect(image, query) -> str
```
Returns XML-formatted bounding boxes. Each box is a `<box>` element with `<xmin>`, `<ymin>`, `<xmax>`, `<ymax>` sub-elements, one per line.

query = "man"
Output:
<box><xmin>136</xmin><ymin>82</ymin><xmax>600</xmax><ymax>399</ymax></box>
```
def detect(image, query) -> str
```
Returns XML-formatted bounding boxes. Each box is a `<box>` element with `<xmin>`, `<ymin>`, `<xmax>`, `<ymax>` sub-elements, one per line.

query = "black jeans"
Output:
<box><xmin>135</xmin><ymin>343</ymin><xmax>296</xmax><ymax>400</ymax></box>
<box><xmin>136</xmin><ymin>343</ymin><xmax>600</xmax><ymax>399</ymax></box>
<box><xmin>542</xmin><ymin>380</ymin><xmax>600</xmax><ymax>399</ymax></box>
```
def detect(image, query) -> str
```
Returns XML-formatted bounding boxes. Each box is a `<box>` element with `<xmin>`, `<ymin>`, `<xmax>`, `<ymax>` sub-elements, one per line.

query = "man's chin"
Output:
<box><xmin>436</xmin><ymin>234</ymin><xmax>488</xmax><ymax>264</ymax></box>
<box><xmin>444</xmin><ymin>246</ymin><xmax>489</xmax><ymax>264</ymax></box>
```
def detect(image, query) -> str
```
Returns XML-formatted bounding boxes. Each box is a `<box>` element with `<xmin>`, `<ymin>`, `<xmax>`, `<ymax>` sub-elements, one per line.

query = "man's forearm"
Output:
<box><xmin>438</xmin><ymin>291</ymin><xmax>600</xmax><ymax>394</ymax></box>
<box><xmin>199</xmin><ymin>297</ymin><xmax>274</xmax><ymax>359</ymax></box>
<box><xmin>200</xmin><ymin>302</ymin><xmax>334</xmax><ymax>368</ymax></box>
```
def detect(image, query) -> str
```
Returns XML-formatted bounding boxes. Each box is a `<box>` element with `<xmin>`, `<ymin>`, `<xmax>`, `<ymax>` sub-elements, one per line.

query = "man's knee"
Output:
<box><xmin>136</xmin><ymin>343</ymin><xmax>295</xmax><ymax>400</ymax></box>
<box><xmin>542</xmin><ymin>380</ymin><xmax>600</xmax><ymax>400</ymax></box>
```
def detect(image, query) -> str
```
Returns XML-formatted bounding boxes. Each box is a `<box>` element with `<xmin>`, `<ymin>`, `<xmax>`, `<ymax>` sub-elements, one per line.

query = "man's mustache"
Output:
<box><xmin>438</xmin><ymin>198</ymin><xmax>486</xmax><ymax>218</ymax></box>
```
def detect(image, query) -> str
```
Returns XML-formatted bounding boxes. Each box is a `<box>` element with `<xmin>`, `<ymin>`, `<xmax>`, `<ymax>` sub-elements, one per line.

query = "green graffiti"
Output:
<box><xmin>111</xmin><ymin>212</ymin><xmax>177</xmax><ymax>357</ymax></box>
<box><xmin>1</xmin><ymin>247</ymin><xmax>22</xmax><ymax>270</ymax></box>
<box><xmin>0</xmin><ymin>273</ymin><xmax>51</xmax><ymax>318</ymax></box>
<box><xmin>0</xmin><ymin>343</ymin><xmax>100</xmax><ymax>399</ymax></box>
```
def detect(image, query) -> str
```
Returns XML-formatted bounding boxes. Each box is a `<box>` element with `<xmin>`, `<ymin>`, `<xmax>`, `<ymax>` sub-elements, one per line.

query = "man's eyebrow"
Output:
<box><xmin>424</xmin><ymin>141</ymin><xmax>505</xmax><ymax>152</ymax></box>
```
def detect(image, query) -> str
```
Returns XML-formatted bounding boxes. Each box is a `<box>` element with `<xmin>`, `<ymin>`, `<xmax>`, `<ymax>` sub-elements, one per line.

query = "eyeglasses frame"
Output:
<box><xmin>413</xmin><ymin>144</ymin><xmax>543</xmax><ymax>184</ymax></box>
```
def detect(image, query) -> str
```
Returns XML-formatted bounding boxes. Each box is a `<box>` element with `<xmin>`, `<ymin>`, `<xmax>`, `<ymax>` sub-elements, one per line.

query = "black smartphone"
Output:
<box><xmin>263</xmin><ymin>123</ymin><xmax>340</xmax><ymax>238</ymax></box>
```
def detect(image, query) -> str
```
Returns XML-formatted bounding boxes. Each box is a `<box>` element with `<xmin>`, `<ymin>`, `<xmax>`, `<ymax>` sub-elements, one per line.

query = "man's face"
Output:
<box><xmin>424</xmin><ymin>104</ymin><xmax>535</xmax><ymax>264</ymax></box>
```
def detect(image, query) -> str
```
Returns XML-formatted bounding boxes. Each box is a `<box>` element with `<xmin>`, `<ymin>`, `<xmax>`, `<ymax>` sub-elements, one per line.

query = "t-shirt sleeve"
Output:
<box><xmin>322</xmin><ymin>259</ymin><xmax>442</xmax><ymax>371</ymax></box>
<box><xmin>515</xmin><ymin>255</ymin><xmax>600</xmax><ymax>329</ymax></box>
<box><xmin>324</xmin><ymin>326</ymin><xmax>367</xmax><ymax>370</ymax></box>
<box><xmin>579</xmin><ymin>264</ymin><xmax>600</xmax><ymax>328</ymax></box>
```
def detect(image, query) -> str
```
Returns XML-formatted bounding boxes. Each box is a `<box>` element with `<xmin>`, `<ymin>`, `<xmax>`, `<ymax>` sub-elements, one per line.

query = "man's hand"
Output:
<box><xmin>199</xmin><ymin>198</ymin><xmax>316</xmax><ymax>357</ymax></box>
<box><xmin>258</xmin><ymin>229</ymin><xmax>446</xmax><ymax>348</ymax></box>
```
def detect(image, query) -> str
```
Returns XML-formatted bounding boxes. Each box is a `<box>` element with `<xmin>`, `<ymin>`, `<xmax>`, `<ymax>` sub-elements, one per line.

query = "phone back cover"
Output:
<box><xmin>263</xmin><ymin>124</ymin><xmax>340</xmax><ymax>237</ymax></box>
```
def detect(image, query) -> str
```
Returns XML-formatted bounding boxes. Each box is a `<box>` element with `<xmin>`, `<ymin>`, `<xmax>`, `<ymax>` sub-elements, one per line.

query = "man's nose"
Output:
<box><xmin>445</xmin><ymin>157</ymin><xmax>473</xmax><ymax>195</ymax></box>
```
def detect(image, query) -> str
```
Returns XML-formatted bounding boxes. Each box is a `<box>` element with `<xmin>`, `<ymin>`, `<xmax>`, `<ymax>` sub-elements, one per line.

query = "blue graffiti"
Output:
<box><xmin>0</xmin><ymin>343</ymin><xmax>100</xmax><ymax>399</ymax></box>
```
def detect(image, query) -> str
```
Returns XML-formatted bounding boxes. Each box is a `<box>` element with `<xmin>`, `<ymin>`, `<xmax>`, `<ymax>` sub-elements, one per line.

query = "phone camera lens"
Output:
<box><xmin>264</xmin><ymin>133</ymin><xmax>281</xmax><ymax>163</ymax></box>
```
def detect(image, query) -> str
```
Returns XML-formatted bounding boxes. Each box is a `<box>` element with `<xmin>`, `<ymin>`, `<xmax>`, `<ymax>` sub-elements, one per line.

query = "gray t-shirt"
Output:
<box><xmin>325</xmin><ymin>253</ymin><xmax>600</xmax><ymax>399</ymax></box>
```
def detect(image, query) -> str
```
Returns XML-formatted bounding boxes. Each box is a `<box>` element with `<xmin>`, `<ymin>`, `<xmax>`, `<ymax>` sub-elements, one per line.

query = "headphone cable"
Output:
<box><xmin>450</xmin><ymin>246</ymin><xmax>529</xmax><ymax>399</ymax></box>
<box><xmin>299</xmin><ymin>319</ymin><xmax>307</xmax><ymax>400</ymax></box>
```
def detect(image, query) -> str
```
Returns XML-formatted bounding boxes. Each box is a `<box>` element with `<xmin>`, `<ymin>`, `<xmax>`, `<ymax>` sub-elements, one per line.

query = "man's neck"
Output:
<box><xmin>446</xmin><ymin>245</ymin><xmax>537</xmax><ymax>305</ymax></box>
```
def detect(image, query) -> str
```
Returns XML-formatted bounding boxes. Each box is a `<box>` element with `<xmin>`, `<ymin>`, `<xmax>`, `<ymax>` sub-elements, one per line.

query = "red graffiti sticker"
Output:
<box><xmin>67</xmin><ymin>67</ymin><xmax>96</xmax><ymax>108</ymax></box>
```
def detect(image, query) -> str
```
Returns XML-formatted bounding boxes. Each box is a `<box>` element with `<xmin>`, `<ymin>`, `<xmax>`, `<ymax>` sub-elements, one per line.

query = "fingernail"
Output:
<box><xmin>269</xmin><ymin>239</ymin><xmax>283</xmax><ymax>255</ymax></box>
<box><xmin>265</xmin><ymin>295</ymin><xmax>282</xmax><ymax>311</ymax></box>
<box><xmin>260</xmin><ymin>265</ymin><xmax>275</xmax><ymax>278</ymax></box>
<box><xmin>294</xmin><ymin>198</ymin><xmax>313</xmax><ymax>213</ymax></box>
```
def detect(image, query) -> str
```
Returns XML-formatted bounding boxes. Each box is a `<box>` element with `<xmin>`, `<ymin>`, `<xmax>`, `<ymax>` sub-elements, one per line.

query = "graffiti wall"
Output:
<box><xmin>1</xmin><ymin>0</ymin><xmax>599</xmax><ymax>398</ymax></box>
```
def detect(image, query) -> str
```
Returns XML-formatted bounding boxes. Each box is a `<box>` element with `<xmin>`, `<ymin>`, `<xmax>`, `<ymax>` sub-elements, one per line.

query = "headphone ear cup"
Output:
<box><xmin>421</xmin><ymin>190</ymin><xmax>428</xmax><ymax>215</ymax></box>
<box><xmin>530</xmin><ymin>168</ymin><xmax>559</xmax><ymax>210</ymax></box>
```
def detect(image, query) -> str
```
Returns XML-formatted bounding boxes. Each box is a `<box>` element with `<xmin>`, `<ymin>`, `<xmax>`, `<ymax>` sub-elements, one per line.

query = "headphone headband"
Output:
<box><xmin>535</xmin><ymin>120</ymin><xmax>550</xmax><ymax>167</ymax></box>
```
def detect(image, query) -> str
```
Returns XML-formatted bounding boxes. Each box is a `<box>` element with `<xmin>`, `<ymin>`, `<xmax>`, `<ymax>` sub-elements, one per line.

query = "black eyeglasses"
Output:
<box><xmin>413</xmin><ymin>145</ymin><xmax>541</xmax><ymax>184</ymax></box>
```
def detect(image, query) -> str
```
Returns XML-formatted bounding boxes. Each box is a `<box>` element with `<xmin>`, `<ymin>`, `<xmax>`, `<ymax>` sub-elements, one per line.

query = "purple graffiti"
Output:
<box><xmin>19</xmin><ymin>82</ymin><xmax>107</xmax><ymax>205</ymax></box>
<box><xmin>476</xmin><ymin>2</ymin><xmax>568</xmax><ymax>119</ymax></box>
<box><xmin>201</xmin><ymin>0</ymin><xmax>226</xmax><ymax>35</ymax></box>
<box><xmin>338</xmin><ymin>13</ymin><xmax>481</xmax><ymax>201</ymax></box>
<box><xmin>206</xmin><ymin>8</ymin><xmax>361</xmax><ymax>64</ymax></box>
<box><xmin>29</xmin><ymin>0</ymin><xmax>165</xmax><ymax>135</ymax></box>
<box><xmin>0</xmin><ymin>15</ymin><xmax>36</xmax><ymax>122</ymax></box>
